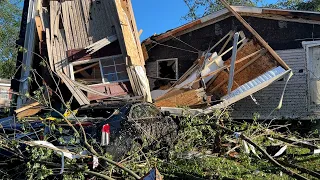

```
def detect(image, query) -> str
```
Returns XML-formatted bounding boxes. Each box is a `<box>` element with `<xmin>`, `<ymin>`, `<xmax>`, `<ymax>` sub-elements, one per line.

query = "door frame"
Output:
<box><xmin>302</xmin><ymin>41</ymin><xmax>320</xmax><ymax>112</ymax></box>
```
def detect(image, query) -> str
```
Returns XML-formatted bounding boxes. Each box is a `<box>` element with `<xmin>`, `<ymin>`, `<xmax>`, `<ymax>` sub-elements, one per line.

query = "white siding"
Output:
<box><xmin>232</xmin><ymin>49</ymin><xmax>310</xmax><ymax>119</ymax></box>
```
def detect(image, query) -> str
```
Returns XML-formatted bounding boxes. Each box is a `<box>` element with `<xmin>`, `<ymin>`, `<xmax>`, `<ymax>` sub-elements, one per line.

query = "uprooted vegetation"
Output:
<box><xmin>1</xmin><ymin>102</ymin><xmax>320</xmax><ymax>179</ymax></box>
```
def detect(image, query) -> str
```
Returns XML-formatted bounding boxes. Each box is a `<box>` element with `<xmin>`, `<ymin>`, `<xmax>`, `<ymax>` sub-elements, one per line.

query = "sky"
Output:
<box><xmin>132</xmin><ymin>0</ymin><xmax>278</xmax><ymax>41</ymax></box>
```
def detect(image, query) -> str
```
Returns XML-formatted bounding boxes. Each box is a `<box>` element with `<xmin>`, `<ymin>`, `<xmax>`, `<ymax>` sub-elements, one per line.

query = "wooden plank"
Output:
<box><xmin>15</xmin><ymin>102</ymin><xmax>40</xmax><ymax>114</ymax></box>
<box><xmin>59</xmin><ymin>30</ymin><xmax>70</xmax><ymax>77</ymax></box>
<box><xmin>45</xmin><ymin>28</ymin><xmax>54</xmax><ymax>70</ymax></box>
<box><xmin>61</xmin><ymin>1</ymin><xmax>75</xmax><ymax>50</ymax></box>
<box><xmin>35</xmin><ymin>16</ymin><xmax>43</xmax><ymax>41</ymax></box>
<box><xmin>218</xmin><ymin>31</ymin><xmax>234</xmax><ymax>55</ymax></box>
<box><xmin>219</xmin><ymin>0</ymin><xmax>290</xmax><ymax>70</ymax></box>
<box><xmin>85</xmin><ymin>35</ymin><xmax>118</xmax><ymax>54</ymax></box>
<box><xmin>113</xmin><ymin>0</ymin><xmax>143</xmax><ymax>66</ymax></box>
<box><xmin>16</xmin><ymin>107</ymin><xmax>42</xmax><ymax>119</ymax></box>
<box><xmin>123</xmin><ymin>0</ymin><xmax>145</xmax><ymax>65</ymax></box>
<box><xmin>209</xmin><ymin>30</ymin><xmax>234</xmax><ymax>53</ymax></box>
<box><xmin>66</xmin><ymin>1</ymin><xmax>80</xmax><ymax>48</ymax></box>
<box><xmin>74</xmin><ymin>0</ymin><xmax>89</xmax><ymax>47</ymax></box>
<box><xmin>138</xmin><ymin>29</ymin><xmax>143</xmax><ymax>37</ymax></box>
<box><xmin>56</xmin><ymin>71</ymin><xmax>90</xmax><ymax>105</ymax></box>
<box><xmin>210</xmin><ymin>49</ymin><xmax>267</xmax><ymax>93</ymax></box>
<box><xmin>73</xmin><ymin>66</ymin><xmax>90</xmax><ymax>78</ymax></box>
<box><xmin>155</xmin><ymin>88</ymin><xmax>206</xmax><ymax>107</ymax></box>
<box><xmin>74</xmin><ymin>62</ymin><xmax>99</xmax><ymax>74</ymax></box>
<box><xmin>72</xmin><ymin>80</ymin><xmax>110</xmax><ymax>97</ymax></box>
<box><xmin>79</xmin><ymin>0</ymin><xmax>92</xmax><ymax>44</ymax></box>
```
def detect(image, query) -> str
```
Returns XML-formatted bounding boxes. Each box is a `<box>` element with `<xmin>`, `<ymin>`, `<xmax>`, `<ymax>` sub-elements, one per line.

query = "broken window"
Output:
<box><xmin>71</xmin><ymin>55</ymin><xmax>129</xmax><ymax>85</ymax></box>
<box><xmin>156</xmin><ymin>58</ymin><xmax>178</xmax><ymax>80</ymax></box>
<box><xmin>100</xmin><ymin>55</ymin><xmax>128</xmax><ymax>83</ymax></box>
<box><xmin>72</xmin><ymin>62</ymin><xmax>102</xmax><ymax>85</ymax></box>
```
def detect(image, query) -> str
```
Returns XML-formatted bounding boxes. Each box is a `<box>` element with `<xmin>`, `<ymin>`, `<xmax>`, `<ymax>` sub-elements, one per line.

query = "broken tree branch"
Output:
<box><xmin>215</xmin><ymin>123</ymin><xmax>308</xmax><ymax>180</ymax></box>
<box><xmin>189</xmin><ymin>122</ymin><xmax>309</xmax><ymax>180</ymax></box>
<box><xmin>278</xmin><ymin>160</ymin><xmax>320</xmax><ymax>179</ymax></box>
<box><xmin>272</xmin><ymin>135</ymin><xmax>319</xmax><ymax>150</ymax></box>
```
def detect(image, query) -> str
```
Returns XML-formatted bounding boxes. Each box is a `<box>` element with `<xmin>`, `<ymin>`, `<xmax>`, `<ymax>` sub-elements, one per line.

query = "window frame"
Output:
<box><xmin>156</xmin><ymin>58</ymin><xmax>179</xmax><ymax>80</ymax></box>
<box><xmin>69</xmin><ymin>54</ymin><xmax>129</xmax><ymax>85</ymax></box>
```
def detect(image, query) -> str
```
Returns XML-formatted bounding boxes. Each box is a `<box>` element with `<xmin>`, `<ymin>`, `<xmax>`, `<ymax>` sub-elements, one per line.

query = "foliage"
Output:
<box><xmin>271</xmin><ymin>0</ymin><xmax>320</xmax><ymax>11</ymax></box>
<box><xmin>0</xmin><ymin>0</ymin><xmax>22</xmax><ymax>79</ymax></box>
<box><xmin>182</xmin><ymin>0</ymin><xmax>320</xmax><ymax>21</ymax></box>
<box><xmin>182</xmin><ymin>0</ymin><xmax>262</xmax><ymax>20</ymax></box>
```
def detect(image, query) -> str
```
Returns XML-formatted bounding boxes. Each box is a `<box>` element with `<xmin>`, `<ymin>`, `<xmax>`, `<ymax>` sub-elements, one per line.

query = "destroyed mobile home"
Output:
<box><xmin>143</xmin><ymin>6</ymin><xmax>320</xmax><ymax>120</ymax></box>
<box><xmin>11</xmin><ymin>0</ymin><xmax>151</xmax><ymax>111</ymax></box>
<box><xmin>3</xmin><ymin>0</ymin><xmax>320</xmax><ymax>179</ymax></box>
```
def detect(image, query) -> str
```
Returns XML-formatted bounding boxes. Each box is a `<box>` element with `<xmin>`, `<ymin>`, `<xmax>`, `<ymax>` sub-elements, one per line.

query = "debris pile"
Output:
<box><xmin>152</xmin><ymin>1</ymin><xmax>292</xmax><ymax>114</ymax></box>
<box><xmin>14</xmin><ymin>0</ymin><xmax>151</xmax><ymax>110</ymax></box>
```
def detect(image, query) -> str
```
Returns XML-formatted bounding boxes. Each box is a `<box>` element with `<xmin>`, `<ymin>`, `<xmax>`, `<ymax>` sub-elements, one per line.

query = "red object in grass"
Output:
<box><xmin>102</xmin><ymin>124</ymin><xmax>110</xmax><ymax>133</ymax></box>
<box><xmin>101</xmin><ymin>124</ymin><xmax>110</xmax><ymax>146</ymax></box>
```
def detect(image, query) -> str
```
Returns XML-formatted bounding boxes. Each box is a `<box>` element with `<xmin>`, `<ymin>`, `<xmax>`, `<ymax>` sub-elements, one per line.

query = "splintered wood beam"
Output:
<box><xmin>35</xmin><ymin>16</ymin><xmax>43</xmax><ymax>41</ymax></box>
<box><xmin>219</xmin><ymin>0</ymin><xmax>290</xmax><ymax>70</ymax></box>
<box><xmin>218</xmin><ymin>31</ymin><xmax>234</xmax><ymax>55</ymax></box>
<box><xmin>208</xmin><ymin>30</ymin><xmax>234</xmax><ymax>53</ymax></box>
<box><xmin>205</xmin><ymin>37</ymin><xmax>246</xmax><ymax>69</ymax></box>
<box><xmin>210</xmin><ymin>49</ymin><xmax>267</xmax><ymax>93</ymax></box>
<box><xmin>138</xmin><ymin>29</ymin><xmax>143</xmax><ymax>37</ymax></box>
<box><xmin>73</xmin><ymin>66</ymin><xmax>91</xmax><ymax>78</ymax></box>
<box><xmin>85</xmin><ymin>35</ymin><xmax>118</xmax><ymax>54</ymax></box>
<box><xmin>73</xmin><ymin>62</ymin><xmax>99</xmax><ymax>74</ymax></box>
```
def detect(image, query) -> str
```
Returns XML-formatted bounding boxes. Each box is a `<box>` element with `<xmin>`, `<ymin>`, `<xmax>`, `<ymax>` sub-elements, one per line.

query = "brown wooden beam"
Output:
<box><xmin>219</xmin><ymin>0</ymin><xmax>290</xmax><ymax>70</ymax></box>
<box><xmin>74</xmin><ymin>62</ymin><xmax>99</xmax><ymax>74</ymax></box>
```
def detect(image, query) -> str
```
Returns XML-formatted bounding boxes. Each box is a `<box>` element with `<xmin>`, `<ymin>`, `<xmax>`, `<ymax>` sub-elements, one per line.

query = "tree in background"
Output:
<box><xmin>0</xmin><ymin>0</ymin><xmax>22</xmax><ymax>79</ymax></box>
<box><xmin>183</xmin><ymin>0</ymin><xmax>320</xmax><ymax>21</ymax></box>
<box><xmin>182</xmin><ymin>0</ymin><xmax>262</xmax><ymax>21</ymax></box>
<box><xmin>271</xmin><ymin>0</ymin><xmax>320</xmax><ymax>11</ymax></box>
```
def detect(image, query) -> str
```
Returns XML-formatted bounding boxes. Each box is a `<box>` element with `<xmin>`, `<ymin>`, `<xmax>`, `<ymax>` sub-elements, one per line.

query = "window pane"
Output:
<box><xmin>117</xmin><ymin>72</ymin><xmax>129</xmax><ymax>80</ymax></box>
<box><xmin>103</xmin><ymin>66</ymin><xmax>116</xmax><ymax>74</ymax></box>
<box><xmin>157</xmin><ymin>59</ymin><xmax>177</xmax><ymax>79</ymax></box>
<box><xmin>101</xmin><ymin>59</ymin><xmax>114</xmax><ymax>66</ymax></box>
<box><xmin>114</xmin><ymin>56</ymin><xmax>125</xmax><ymax>64</ymax></box>
<box><xmin>116</xmin><ymin>64</ymin><xmax>126</xmax><ymax>72</ymax></box>
<box><xmin>104</xmin><ymin>73</ymin><xmax>117</xmax><ymax>82</ymax></box>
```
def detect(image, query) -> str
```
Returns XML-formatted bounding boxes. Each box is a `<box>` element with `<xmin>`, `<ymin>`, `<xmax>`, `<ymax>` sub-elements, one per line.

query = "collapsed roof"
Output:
<box><xmin>14</xmin><ymin>0</ymin><xmax>151</xmax><ymax>108</ymax></box>
<box><xmin>145</xmin><ymin>1</ymin><xmax>294</xmax><ymax>111</ymax></box>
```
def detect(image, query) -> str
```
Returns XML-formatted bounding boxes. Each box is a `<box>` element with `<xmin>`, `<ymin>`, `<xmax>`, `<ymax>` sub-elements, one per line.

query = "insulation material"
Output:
<box><xmin>201</xmin><ymin>52</ymin><xmax>223</xmax><ymax>84</ymax></box>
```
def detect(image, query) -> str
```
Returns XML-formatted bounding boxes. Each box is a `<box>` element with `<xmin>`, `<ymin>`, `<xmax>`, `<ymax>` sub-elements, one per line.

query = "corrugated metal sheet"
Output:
<box><xmin>209</xmin><ymin>66</ymin><xmax>290</xmax><ymax>110</ymax></box>
<box><xmin>231</xmin><ymin>49</ymin><xmax>309</xmax><ymax>119</ymax></box>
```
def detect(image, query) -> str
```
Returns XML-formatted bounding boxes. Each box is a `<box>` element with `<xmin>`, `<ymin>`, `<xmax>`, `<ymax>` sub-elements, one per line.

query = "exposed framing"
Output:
<box><xmin>69</xmin><ymin>54</ymin><xmax>130</xmax><ymax>85</ymax></box>
<box><xmin>156</xmin><ymin>58</ymin><xmax>179</xmax><ymax>80</ymax></box>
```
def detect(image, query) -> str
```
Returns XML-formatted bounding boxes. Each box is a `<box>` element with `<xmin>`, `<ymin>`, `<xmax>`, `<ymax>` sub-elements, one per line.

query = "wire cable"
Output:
<box><xmin>170</xmin><ymin>35</ymin><xmax>200</xmax><ymax>52</ymax></box>
<box><xmin>150</xmin><ymin>40</ymin><xmax>199</xmax><ymax>54</ymax></box>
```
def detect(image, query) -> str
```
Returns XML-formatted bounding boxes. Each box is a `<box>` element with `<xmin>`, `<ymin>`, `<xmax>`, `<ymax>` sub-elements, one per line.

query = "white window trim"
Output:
<box><xmin>69</xmin><ymin>54</ymin><xmax>130</xmax><ymax>85</ymax></box>
<box><xmin>156</xmin><ymin>58</ymin><xmax>179</xmax><ymax>80</ymax></box>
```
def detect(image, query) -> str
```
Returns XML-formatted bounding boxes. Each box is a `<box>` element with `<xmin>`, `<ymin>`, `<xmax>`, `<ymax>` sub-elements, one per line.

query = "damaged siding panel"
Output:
<box><xmin>231</xmin><ymin>49</ymin><xmax>308</xmax><ymax>119</ymax></box>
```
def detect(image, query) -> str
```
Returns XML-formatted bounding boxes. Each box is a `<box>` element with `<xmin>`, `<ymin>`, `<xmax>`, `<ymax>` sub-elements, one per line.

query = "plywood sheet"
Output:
<box><xmin>155</xmin><ymin>88</ymin><xmax>205</xmax><ymax>107</ymax></box>
<box><xmin>207</xmin><ymin>40</ymin><xmax>279</xmax><ymax>98</ymax></box>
